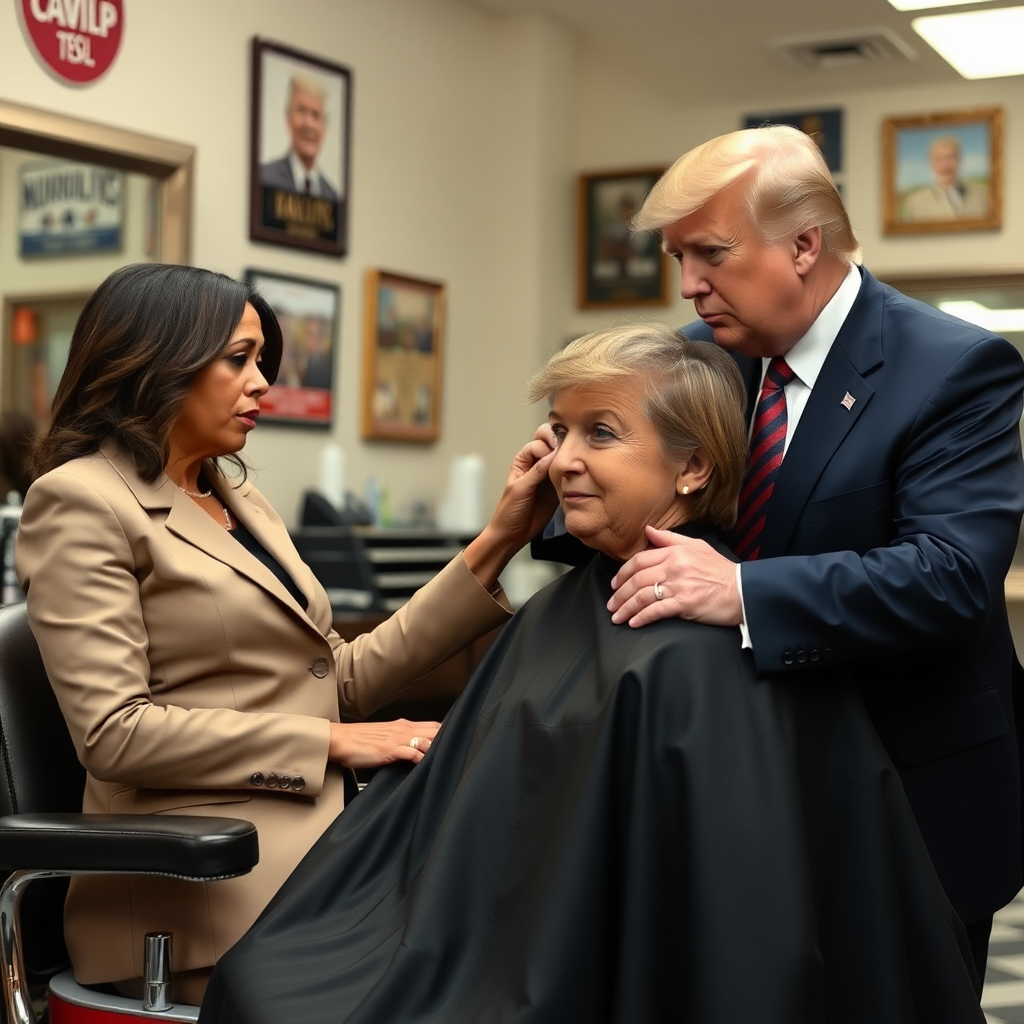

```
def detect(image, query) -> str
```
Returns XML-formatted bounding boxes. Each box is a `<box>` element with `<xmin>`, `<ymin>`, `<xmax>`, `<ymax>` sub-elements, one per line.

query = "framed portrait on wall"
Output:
<box><xmin>361</xmin><ymin>270</ymin><xmax>445</xmax><ymax>443</ymax></box>
<box><xmin>742</xmin><ymin>108</ymin><xmax>844</xmax><ymax>195</ymax></box>
<box><xmin>249</xmin><ymin>37</ymin><xmax>352</xmax><ymax>256</ymax></box>
<box><xmin>577</xmin><ymin>167</ymin><xmax>670</xmax><ymax>310</ymax></box>
<box><xmin>742</xmin><ymin>108</ymin><xmax>843</xmax><ymax>173</ymax></box>
<box><xmin>883</xmin><ymin>107</ymin><xmax>1003</xmax><ymax>236</ymax></box>
<box><xmin>245</xmin><ymin>268</ymin><xmax>339</xmax><ymax>427</ymax></box>
<box><xmin>18</xmin><ymin>160</ymin><xmax>124</xmax><ymax>257</ymax></box>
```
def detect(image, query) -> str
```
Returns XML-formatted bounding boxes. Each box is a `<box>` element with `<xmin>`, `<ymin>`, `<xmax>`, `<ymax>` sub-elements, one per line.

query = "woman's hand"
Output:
<box><xmin>328</xmin><ymin>718</ymin><xmax>441</xmax><ymax>768</ymax></box>
<box><xmin>463</xmin><ymin>425</ymin><xmax>559</xmax><ymax>589</ymax></box>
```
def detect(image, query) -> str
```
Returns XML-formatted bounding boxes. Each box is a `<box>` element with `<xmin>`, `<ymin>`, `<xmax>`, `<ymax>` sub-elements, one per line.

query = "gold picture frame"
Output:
<box><xmin>882</xmin><ymin>107</ymin><xmax>1003</xmax><ymax>236</ymax></box>
<box><xmin>361</xmin><ymin>269</ymin><xmax>445</xmax><ymax>443</ymax></box>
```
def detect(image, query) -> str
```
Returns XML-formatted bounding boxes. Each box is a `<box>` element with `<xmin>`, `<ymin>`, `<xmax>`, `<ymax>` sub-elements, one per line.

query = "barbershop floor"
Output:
<box><xmin>985</xmin><ymin>889</ymin><xmax>1024</xmax><ymax>1023</ymax></box>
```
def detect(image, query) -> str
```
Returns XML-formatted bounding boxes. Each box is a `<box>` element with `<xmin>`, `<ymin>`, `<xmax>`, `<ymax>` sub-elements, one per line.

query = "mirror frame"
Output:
<box><xmin>0</xmin><ymin>98</ymin><xmax>194</xmax><ymax>264</ymax></box>
<box><xmin>881</xmin><ymin>268</ymin><xmax>1024</xmax><ymax>296</ymax></box>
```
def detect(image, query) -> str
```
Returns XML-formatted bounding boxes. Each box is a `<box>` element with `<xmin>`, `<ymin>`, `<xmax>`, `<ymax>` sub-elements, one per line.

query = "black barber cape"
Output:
<box><xmin>201</xmin><ymin>530</ymin><xmax>982</xmax><ymax>1024</ymax></box>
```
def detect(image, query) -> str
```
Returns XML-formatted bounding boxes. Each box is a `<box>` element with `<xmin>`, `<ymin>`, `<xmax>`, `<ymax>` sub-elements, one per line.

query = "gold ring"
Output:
<box><xmin>409</xmin><ymin>736</ymin><xmax>421</xmax><ymax>750</ymax></box>
<box><xmin>653</xmin><ymin>581</ymin><xmax>664</xmax><ymax>601</ymax></box>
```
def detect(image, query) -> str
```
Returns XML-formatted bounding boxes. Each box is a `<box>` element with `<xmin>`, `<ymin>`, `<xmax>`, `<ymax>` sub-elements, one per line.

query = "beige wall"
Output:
<box><xmin>567</xmin><ymin>43</ymin><xmax>1024</xmax><ymax>340</ymax></box>
<box><xmin>0</xmin><ymin>0</ymin><xmax>573</xmax><ymax>527</ymax></box>
<box><xmin>1</xmin><ymin>0</ymin><xmax>1022</xmax><ymax>528</ymax></box>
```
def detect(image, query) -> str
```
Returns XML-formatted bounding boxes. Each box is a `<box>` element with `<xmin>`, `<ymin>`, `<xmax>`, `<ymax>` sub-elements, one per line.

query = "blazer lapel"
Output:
<box><xmin>759</xmin><ymin>268</ymin><xmax>884</xmax><ymax>557</ymax></box>
<box><xmin>218</xmin><ymin>476</ymin><xmax>323</xmax><ymax>620</ymax></box>
<box><xmin>731</xmin><ymin>351</ymin><xmax>762</xmax><ymax>424</ymax></box>
<box><xmin>103</xmin><ymin>446</ymin><xmax>315</xmax><ymax>622</ymax></box>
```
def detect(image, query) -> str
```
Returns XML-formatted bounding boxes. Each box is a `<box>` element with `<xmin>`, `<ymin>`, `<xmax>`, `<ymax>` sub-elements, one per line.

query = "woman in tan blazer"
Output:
<box><xmin>15</xmin><ymin>263</ymin><xmax>557</xmax><ymax>1003</ymax></box>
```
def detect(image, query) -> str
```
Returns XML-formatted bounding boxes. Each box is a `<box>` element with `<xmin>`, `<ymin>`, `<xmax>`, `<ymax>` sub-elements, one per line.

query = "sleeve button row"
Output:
<box><xmin>249</xmin><ymin>772</ymin><xmax>306</xmax><ymax>791</ymax></box>
<box><xmin>781</xmin><ymin>647</ymin><xmax>835</xmax><ymax>667</ymax></box>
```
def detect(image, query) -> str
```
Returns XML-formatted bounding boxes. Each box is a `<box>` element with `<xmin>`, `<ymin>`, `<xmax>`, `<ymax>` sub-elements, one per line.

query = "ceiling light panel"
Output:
<box><xmin>888</xmin><ymin>0</ymin><xmax>987</xmax><ymax>10</ymax></box>
<box><xmin>912</xmin><ymin>7</ymin><xmax>1024</xmax><ymax>78</ymax></box>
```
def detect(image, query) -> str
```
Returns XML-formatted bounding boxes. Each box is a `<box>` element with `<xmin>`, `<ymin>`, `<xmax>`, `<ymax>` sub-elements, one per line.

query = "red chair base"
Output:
<box><xmin>48</xmin><ymin>971</ymin><xmax>198</xmax><ymax>1023</ymax></box>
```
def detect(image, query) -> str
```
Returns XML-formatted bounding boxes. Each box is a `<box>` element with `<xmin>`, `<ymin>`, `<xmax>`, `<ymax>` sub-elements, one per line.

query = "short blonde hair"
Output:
<box><xmin>633</xmin><ymin>125</ymin><xmax>861</xmax><ymax>264</ymax></box>
<box><xmin>287</xmin><ymin>73</ymin><xmax>327</xmax><ymax>108</ymax></box>
<box><xmin>528</xmin><ymin>323</ymin><xmax>747</xmax><ymax>530</ymax></box>
<box><xmin>929</xmin><ymin>134</ymin><xmax>961</xmax><ymax>157</ymax></box>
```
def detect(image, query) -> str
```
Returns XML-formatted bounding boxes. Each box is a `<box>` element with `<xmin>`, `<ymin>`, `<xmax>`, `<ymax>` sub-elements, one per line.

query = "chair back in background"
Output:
<box><xmin>0</xmin><ymin>603</ymin><xmax>82</xmax><ymax>982</ymax></box>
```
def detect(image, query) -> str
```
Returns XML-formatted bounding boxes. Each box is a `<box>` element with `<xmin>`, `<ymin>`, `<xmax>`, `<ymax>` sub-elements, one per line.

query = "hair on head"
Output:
<box><xmin>528</xmin><ymin>322</ymin><xmax>748</xmax><ymax>529</ymax></box>
<box><xmin>32</xmin><ymin>263</ymin><xmax>283</xmax><ymax>483</ymax></box>
<box><xmin>632</xmin><ymin>125</ymin><xmax>861</xmax><ymax>264</ymax></box>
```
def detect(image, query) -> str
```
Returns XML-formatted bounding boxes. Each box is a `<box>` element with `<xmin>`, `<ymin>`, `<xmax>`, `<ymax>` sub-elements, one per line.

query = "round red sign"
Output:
<box><xmin>19</xmin><ymin>0</ymin><xmax>124</xmax><ymax>85</ymax></box>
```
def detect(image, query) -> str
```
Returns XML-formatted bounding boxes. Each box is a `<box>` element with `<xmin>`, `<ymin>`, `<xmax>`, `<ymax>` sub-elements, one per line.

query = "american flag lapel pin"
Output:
<box><xmin>840</xmin><ymin>392</ymin><xmax>856</xmax><ymax>411</ymax></box>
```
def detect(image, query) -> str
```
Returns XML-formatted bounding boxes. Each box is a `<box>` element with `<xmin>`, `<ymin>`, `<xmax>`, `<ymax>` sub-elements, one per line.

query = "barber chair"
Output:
<box><xmin>0</xmin><ymin>602</ymin><xmax>259</xmax><ymax>1023</ymax></box>
<box><xmin>291</xmin><ymin>492</ymin><xmax>385</xmax><ymax>614</ymax></box>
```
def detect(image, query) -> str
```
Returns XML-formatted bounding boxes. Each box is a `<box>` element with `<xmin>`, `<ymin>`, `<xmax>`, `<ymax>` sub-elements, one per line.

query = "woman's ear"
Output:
<box><xmin>677</xmin><ymin>450</ymin><xmax>714</xmax><ymax>496</ymax></box>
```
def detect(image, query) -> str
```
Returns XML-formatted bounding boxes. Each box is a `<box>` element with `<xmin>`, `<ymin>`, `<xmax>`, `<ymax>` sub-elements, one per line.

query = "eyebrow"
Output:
<box><xmin>228</xmin><ymin>336</ymin><xmax>265</xmax><ymax>352</ymax></box>
<box><xmin>662</xmin><ymin>229</ymin><xmax>738</xmax><ymax>254</ymax></box>
<box><xmin>548</xmin><ymin>406</ymin><xmax>621</xmax><ymax>420</ymax></box>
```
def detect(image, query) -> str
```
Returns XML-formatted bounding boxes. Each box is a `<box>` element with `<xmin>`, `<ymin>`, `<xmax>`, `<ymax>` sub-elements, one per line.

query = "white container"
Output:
<box><xmin>437</xmin><ymin>454</ymin><xmax>486</xmax><ymax>534</ymax></box>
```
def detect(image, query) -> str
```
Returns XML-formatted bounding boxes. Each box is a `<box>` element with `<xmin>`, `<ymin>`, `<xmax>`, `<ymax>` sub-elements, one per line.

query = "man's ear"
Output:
<box><xmin>793</xmin><ymin>226</ymin><xmax>822</xmax><ymax>278</ymax></box>
<box><xmin>678</xmin><ymin>450</ymin><xmax>714</xmax><ymax>496</ymax></box>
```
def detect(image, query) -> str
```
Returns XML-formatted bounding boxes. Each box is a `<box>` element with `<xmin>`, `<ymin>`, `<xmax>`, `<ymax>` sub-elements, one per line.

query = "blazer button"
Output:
<box><xmin>782</xmin><ymin>650</ymin><xmax>795</xmax><ymax>666</ymax></box>
<box><xmin>823</xmin><ymin>648</ymin><xmax>835</xmax><ymax>660</ymax></box>
<box><xmin>797</xmin><ymin>649</ymin><xmax>808</xmax><ymax>664</ymax></box>
<box><xmin>809</xmin><ymin>649</ymin><xmax>821</xmax><ymax>663</ymax></box>
<box><xmin>266</xmin><ymin>773</ymin><xmax>279</xmax><ymax>789</ymax></box>
<box><xmin>250</xmin><ymin>772</ymin><xmax>264</xmax><ymax>787</ymax></box>
<box><xmin>292</xmin><ymin>776</ymin><xmax>306</xmax><ymax>792</ymax></box>
<box><xmin>310</xmin><ymin>658</ymin><xmax>329</xmax><ymax>679</ymax></box>
<box><xmin>279</xmin><ymin>776</ymin><xmax>292</xmax><ymax>790</ymax></box>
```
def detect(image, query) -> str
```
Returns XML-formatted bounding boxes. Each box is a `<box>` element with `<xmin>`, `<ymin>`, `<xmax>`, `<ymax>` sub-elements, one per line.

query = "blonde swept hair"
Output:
<box><xmin>286</xmin><ymin>73</ymin><xmax>327</xmax><ymax>108</ymax></box>
<box><xmin>632</xmin><ymin>125</ymin><xmax>862</xmax><ymax>264</ymax></box>
<box><xmin>528</xmin><ymin>323</ymin><xmax>747</xmax><ymax>530</ymax></box>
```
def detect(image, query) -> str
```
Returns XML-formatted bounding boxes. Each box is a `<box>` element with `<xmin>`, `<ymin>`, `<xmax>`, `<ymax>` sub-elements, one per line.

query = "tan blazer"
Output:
<box><xmin>15</xmin><ymin>443</ymin><xmax>512</xmax><ymax>986</ymax></box>
<box><xmin>901</xmin><ymin>179</ymin><xmax>989</xmax><ymax>221</ymax></box>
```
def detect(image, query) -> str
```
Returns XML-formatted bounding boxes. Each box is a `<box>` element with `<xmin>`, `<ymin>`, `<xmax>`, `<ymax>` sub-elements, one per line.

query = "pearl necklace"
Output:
<box><xmin>176</xmin><ymin>483</ymin><xmax>233</xmax><ymax>530</ymax></box>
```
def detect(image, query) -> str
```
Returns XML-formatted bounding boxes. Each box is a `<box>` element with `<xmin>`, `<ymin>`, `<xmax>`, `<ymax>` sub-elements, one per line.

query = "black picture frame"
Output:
<box><xmin>249</xmin><ymin>38</ymin><xmax>352</xmax><ymax>257</ymax></box>
<box><xmin>742</xmin><ymin>109</ymin><xmax>843</xmax><ymax>174</ymax></box>
<box><xmin>245</xmin><ymin>268</ymin><xmax>340</xmax><ymax>427</ymax></box>
<box><xmin>577</xmin><ymin>167</ymin><xmax>670</xmax><ymax>309</ymax></box>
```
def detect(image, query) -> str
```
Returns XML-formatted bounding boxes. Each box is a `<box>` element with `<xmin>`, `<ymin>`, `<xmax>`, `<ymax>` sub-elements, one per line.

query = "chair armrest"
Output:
<box><xmin>0</xmin><ymin>813</ymin><xmax>259</xmax><ymax>879</ymax></box>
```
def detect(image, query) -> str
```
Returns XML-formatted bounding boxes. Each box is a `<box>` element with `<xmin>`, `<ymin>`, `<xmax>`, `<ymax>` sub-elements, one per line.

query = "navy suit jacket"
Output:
<box><xmin>259</xmin><ymin>154</ymin><xmax>338</xmax><ymax>201</ymax></box>
<box><xmin>538</xmin><ymin>266</ymin><xmax>1024</xmax><ymax>923</ymax></box>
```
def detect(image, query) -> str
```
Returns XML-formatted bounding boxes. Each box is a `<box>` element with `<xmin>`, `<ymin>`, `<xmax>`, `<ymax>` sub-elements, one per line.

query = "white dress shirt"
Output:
<box><xmin>736</xmin><ymin>263</ymin><xmax>863</xmax><ymax>646</ymax></box>
<box><xmin>288</xmin><ymin>152</ymin><xmax>332</xmax><ymax>198</ymax></box>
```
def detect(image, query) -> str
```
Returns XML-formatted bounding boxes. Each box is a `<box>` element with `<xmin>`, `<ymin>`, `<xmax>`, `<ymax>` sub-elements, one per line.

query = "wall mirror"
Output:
<box><xmin>0</xmin><ymin>100</ymin><xmax>194</xmax><ymax>425</ymax></box>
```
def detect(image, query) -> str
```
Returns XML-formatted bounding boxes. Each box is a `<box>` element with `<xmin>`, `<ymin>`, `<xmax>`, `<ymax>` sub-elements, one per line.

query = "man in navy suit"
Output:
<box><xmin>260</xmin><ymin>73</ymin><xmax>339</xmax><ymax>200</ymax></box>
<box><xmin>604</xmin><ymin>125</ymin><xmax>1024</xmax><ymax>979</ymax></box>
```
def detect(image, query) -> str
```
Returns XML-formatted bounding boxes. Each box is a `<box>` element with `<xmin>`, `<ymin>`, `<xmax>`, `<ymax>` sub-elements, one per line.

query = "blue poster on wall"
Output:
<box><xmin>19</xmin><ymin>160</ymin><xmax>124</xmax><ymax>257</ymax></box>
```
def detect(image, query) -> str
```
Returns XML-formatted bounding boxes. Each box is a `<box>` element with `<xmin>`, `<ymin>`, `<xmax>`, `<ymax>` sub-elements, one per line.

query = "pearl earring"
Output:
<box><xmin>682</xmin><ymin>485</ymin><xmax>690</xmax><ymax>495</ymax></box>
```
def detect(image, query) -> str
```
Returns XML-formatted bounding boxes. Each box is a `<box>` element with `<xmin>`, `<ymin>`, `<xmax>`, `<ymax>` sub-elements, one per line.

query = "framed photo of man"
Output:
<box><xmin>577</xmin><ymin>167</ymin><xmax>670</xmax><ymax>310</ymax></box>
<box><xmin>244</xmin><ymin>268</ymin><xmax>339</xmax><ymax>427</ymax></box>
<box><xmin>249</xmin><ymin>38</ymin><xmax>352</xmax><ymax>256</ymax></box>
<box><xmin>883</xmin><ymin>107</ymin><xmax>1003</xmax><ymax>236</ymax></box>
<box><xmin>361</xmin><ymin>270</ymin><xmax>445</xmax><ymax>443</ymax></box>
<box><xmin>742</xmin><ymin>108</ymin><xmax>844</xmax><ymax>196</ymax></box>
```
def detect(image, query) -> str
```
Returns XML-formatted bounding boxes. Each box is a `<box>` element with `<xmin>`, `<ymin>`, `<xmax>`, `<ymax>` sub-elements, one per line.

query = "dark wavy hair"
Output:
<box><xmin>31</xmin><ymin>263</ymin><xmax>283</xmax><ymax>483</ymax></box>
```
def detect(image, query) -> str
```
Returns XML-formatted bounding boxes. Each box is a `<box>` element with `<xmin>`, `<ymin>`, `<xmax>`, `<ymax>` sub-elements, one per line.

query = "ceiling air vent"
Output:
<box><xmin>768</xmin><ymin>26</ymin><xmax>917</xmax><ymax>71</ymax></box>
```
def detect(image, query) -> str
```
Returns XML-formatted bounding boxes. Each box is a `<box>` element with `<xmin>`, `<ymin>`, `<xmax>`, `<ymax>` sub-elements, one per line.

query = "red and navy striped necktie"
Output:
<box><xmin>734</xmin><ymin>357</ymin><xmax>794</xmax><ymax>561</ymax></box>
